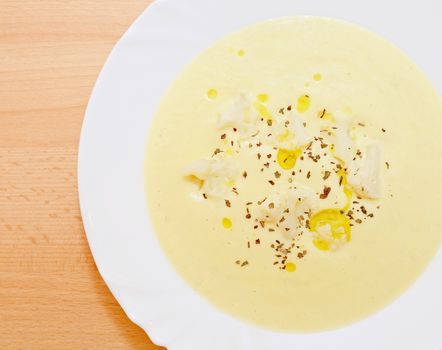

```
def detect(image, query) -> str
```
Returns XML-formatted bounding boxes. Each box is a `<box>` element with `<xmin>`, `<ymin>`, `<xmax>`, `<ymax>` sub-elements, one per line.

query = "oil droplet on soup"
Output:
<box><xmin>297</xmin><ymin>95</ymin><xmax>311</xmax><ymax>113</ymax></box>
<box><xmin>313</xmin><ymin>73</ymin><xmax>322</xmax><ymax>81</ymax></box>
<box><xmin>285</xmin><ymin>262</ymin><xmax>297</xmax><ymax>272</ymax></box>
<box><xmin>207</xmin><ymin>88</ymin><xmax>218</xmax><ymax>100</ymax></box>
<box><xmin>277</xmin><ymin>148</ymin><xmax>302</xmax><ymax>170</ymax></box>
<box><xmin>222</xmin><ymin>217</ymin><xmax>232</xmax><ymax>229</ymax></box>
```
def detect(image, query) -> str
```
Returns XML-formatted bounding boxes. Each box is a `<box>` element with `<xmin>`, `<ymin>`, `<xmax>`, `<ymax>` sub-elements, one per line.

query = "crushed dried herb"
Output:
<box><xmin>320</xmin><ymin>186</ymin><xmax>331</xmax><ymax>199</ymax></box>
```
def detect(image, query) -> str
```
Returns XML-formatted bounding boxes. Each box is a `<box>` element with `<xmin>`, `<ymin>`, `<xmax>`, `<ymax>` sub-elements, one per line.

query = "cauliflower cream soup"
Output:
<box><xmin>145</xmin><ymin>17</ymin><xmax>442</xmax><ymax>331</ymax></box>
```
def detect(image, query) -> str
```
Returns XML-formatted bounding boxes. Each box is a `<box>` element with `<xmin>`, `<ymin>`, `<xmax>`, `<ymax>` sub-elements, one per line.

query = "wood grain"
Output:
<box><xmin>0</xmin><ymin>1</ymin><xmax>164</xmax><ymax>349</ymax></box>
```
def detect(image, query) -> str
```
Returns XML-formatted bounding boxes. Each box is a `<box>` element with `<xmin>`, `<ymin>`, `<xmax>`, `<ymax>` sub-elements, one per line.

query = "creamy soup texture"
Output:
<box><xmin>145</xmin><ymin>17</ymin><xmax>442</xmax><ymax>332</ymax></box>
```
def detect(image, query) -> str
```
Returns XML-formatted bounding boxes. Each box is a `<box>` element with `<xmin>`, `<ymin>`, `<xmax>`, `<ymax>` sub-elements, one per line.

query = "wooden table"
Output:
<box><xmin>0</xmin><ymin>1</ymin><xmax>163</xmax><ymax>349</ymax></box>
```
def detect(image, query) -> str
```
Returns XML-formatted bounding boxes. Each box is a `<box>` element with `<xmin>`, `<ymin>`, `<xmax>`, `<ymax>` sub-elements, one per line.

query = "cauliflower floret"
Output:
<box><xmin>348</xmin><ymin>141</ymin><xmax>383</xmax><ymax>199</ymax></box>
<box><xmin>257</xmin><ymin>185</ymin><xmax>317</xmax><ymax>239</ymax></box>
<box><xmin>184</xmin><ymin>156</ymin><xmax>238</xmax><ymax>199</ymax></box>
<box><xmin>217</xmin><ymin>94</ymin><xmax>260</xmax><ymax>139</ymax></box>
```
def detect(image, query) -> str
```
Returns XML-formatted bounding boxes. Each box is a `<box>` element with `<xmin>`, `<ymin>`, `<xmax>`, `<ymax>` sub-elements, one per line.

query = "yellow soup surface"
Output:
<box><xmin>145</xmin><ymin>17</ymin><xmax>442</xmax><ymax>332</ymax></box>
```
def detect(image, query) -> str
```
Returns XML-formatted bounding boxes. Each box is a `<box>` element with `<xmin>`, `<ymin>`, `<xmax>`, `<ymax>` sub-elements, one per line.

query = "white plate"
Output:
<box><xmin>78</xmin><ymin>0</ymin><xmax>442</xmax><ymax>349</ymax></box>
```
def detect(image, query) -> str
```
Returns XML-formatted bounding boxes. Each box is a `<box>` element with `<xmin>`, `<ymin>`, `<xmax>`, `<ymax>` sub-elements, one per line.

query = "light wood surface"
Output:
<box><xmin>0</xmin><ymin>1</ymin><xmax>164</xmax><ymax>349</ymax></box>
